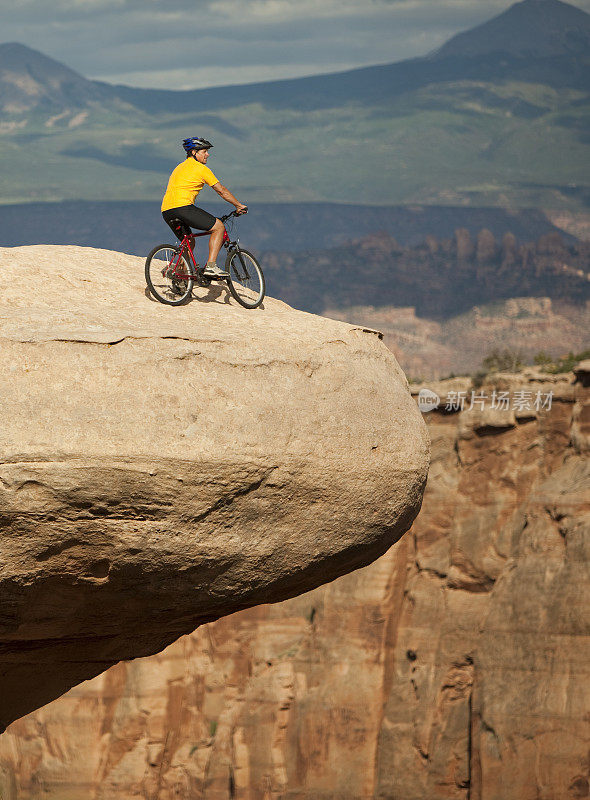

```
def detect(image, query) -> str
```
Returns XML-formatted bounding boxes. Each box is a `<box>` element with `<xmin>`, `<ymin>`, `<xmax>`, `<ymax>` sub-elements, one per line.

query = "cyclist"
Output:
<box><xmin>161</xmin><ymin>136</ymin><xmax>247</xmax><ymax>278</ymax></box>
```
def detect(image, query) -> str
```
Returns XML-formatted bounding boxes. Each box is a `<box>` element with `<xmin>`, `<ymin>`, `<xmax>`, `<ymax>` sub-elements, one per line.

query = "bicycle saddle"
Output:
<box><xmin>169</xmin><ymin>218</ymin><xmax>192</xmax><ymax>238</ymax></box>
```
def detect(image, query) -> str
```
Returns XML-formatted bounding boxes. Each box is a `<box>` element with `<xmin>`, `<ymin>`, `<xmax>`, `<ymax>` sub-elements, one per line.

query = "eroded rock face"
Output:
<box><xmin>0</xmin><ymin>245</ymin><xmax>430</xmax><ymax>731</ymax></box>
<box><xmin>1</xmin><ymin>369</ymin><xmax>587</xmax><ymax>799</ymax></box>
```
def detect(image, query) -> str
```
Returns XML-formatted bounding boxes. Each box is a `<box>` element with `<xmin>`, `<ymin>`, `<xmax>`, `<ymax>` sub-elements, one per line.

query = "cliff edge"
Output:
<box><xmin>0</xmin><ymin>245</ymin><xmax>430</xmax><ymax>731</ymax></box>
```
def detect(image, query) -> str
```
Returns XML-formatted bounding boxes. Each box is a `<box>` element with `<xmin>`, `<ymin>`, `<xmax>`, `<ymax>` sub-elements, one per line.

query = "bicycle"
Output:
<box><xmin>145</xmin><ymin>209</ymin><xmax>265</xmax><ymax>309</ymax></box>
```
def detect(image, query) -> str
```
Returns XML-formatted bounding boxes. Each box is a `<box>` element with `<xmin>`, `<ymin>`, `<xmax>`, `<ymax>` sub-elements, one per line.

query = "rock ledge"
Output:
<box><xmin>0</xmin><ymin>246</ymin><xmax>429</xmax><ymax>729</ymax></box>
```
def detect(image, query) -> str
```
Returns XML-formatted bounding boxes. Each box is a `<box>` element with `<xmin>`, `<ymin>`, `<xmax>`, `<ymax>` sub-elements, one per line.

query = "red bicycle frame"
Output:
<box><xmin>168</xmin><ymin>228</ymin><xmax>230</xmax><ymax>280</ymax></box>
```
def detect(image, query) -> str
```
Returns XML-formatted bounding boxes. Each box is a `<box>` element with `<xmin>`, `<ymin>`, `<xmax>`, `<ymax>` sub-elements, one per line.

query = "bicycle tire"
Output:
<box><xmin>225</xmin><ymin>248</ymin><xmax>265</xmax><ymax>309</ymax></box>
<box><xmin>145</xmin><ymin>244</ymin><xmax>194</xmax><ymax>306</ymax></box>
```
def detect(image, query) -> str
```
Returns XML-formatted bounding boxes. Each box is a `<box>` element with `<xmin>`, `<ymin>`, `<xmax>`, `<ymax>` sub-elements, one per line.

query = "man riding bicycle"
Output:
<box><xmin>161</xmin><ymin>136</ymin><xmax>247</xmax><ymax>278</ymax></box>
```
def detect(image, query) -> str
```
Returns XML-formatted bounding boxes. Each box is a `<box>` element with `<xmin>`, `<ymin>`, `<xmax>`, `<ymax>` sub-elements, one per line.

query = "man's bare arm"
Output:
<box><xmin>212</xmin><ymin>182</ymin><xmax>247</xmax><ymax>212</ymax></box>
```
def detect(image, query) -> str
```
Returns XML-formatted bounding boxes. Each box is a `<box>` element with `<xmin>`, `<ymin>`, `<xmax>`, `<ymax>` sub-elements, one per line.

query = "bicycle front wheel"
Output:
<box><xmin>145</xmin><ymin>244</ymin><xmax>194</xmax><ymax>306</ymax></box>
<box><xmin>225</xmin><ymin>248</ymin><xmax>265</xmax><ymax>309</ymax></box>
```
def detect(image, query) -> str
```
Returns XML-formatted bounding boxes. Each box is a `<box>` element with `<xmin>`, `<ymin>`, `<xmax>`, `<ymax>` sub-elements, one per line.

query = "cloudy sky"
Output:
<box><xmin>2</xmin><ymin>0</ymin><xmax>590</xmax><ymax>89</ymax></box>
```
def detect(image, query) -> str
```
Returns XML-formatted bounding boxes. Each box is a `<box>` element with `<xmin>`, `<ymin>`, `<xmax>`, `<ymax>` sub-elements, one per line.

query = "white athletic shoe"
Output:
<box><xmin>202</xmin><ymin>263</ymin><xmax>229</xmax><ymax>278</ymax></box>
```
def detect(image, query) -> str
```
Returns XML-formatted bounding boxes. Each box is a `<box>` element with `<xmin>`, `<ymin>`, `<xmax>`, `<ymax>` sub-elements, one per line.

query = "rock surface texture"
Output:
<box><xmin>0</xmin><ymin>245</ymin><xmax>430</xmax><ymax>732</ymax></box>
<box><xmin>0</xmin><ymin>366</ymin><xmax>587</xmax><ymax>799</ymax></box>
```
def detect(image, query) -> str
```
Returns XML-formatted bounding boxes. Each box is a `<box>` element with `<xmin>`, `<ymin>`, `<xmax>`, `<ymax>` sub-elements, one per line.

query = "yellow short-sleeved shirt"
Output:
<box><xmin>161</xmin><ymin>159</ymin><xmax>220</xmax><ymax>212</ymax></box>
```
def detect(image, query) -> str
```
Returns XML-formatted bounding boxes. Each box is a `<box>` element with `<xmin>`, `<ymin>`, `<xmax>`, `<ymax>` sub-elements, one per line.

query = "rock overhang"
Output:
<box><xmin>0</xmin><ymin>245</ymin><xmax>430</xmax><ymax>729</ymax></box>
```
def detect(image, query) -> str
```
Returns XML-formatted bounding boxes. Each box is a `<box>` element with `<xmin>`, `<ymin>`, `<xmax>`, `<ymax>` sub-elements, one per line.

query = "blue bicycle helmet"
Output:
<box><xmin>182</xmin><ymin>136</ymin><xmax>213</xmax><ymax>154</ymax></box>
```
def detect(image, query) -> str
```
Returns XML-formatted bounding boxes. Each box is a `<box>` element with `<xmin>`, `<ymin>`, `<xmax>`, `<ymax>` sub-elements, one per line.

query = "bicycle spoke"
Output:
<box><xmin>145</xmin><ymin>245</ymin><xmax>193</xmax><ymax>305</ymax></box>
<box><xmin>226</xmin><ymin>249</ymin><xmax>265</xmax><ymax>309</ymax></box>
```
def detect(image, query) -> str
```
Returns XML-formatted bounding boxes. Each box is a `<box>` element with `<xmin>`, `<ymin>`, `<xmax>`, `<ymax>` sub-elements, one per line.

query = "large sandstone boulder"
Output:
<box><xmin>0</xmin><ymin>245</ymin><xmax>430</xmax><ymax>731</ymax></box>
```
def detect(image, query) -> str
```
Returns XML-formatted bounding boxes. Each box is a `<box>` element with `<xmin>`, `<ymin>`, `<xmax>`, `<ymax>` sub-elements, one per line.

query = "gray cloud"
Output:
<box><xmin>1</xmin><ymin>0</ymin><xmax>589</xmax><ymax>88</ymax></box>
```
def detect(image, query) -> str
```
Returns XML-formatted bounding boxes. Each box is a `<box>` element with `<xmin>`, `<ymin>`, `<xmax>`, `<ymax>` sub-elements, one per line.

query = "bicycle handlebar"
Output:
<box><xmin>221</xmin><ymin>207</ymin><xmax>248</xmax><ymax>223</ymax></box>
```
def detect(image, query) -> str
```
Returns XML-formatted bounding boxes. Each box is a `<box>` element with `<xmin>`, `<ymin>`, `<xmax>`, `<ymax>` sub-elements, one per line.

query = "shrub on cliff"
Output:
<box><xmin>535</xmin><ymin>348</ymin><xmax>590</xmax><ymax>374</ymax></box>
<box><xmin>482</xmin><ymin>348</ymin><xmax>526</xmax><ymax>373</ymax></box>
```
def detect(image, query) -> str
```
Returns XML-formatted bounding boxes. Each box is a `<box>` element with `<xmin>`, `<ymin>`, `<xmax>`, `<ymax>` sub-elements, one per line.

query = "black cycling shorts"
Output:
<box><xmin>162</xmin><ymin>205</ymin><xmax>217</xmax><ymax>240</ymax></box>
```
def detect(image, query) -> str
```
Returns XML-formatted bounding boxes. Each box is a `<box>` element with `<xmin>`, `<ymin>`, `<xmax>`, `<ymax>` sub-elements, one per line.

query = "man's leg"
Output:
<box><xmin>207</xmin><ymin>219</ymin><xmax>225</xmax><ymax>265</ymax></box>
<box><xmin>163</xmin><ymin>206</ymin><xmax>228</xmax><ymax>277</ymax></box>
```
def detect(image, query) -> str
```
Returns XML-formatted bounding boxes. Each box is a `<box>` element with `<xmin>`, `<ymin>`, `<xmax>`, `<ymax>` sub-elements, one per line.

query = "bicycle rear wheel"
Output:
<box><xmin>225</xmin><ymin>248</ymin><xmax>265</xmax><ymax>309</ymax></box>
<box><xmin>145</xmin><ymin>244</ymin><xmax>194</xmax><ymax>306</ymax></box>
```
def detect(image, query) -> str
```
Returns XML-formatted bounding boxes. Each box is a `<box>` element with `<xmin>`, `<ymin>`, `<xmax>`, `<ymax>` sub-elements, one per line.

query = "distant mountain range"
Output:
<box><xmin>2</xmin><ymin>0</ymin><xmax>589</xmax><ymax>114</ymax></box>
<box><xmin>0</xmin><ymin>0</ymin><xmax>589</xmax><ymax>207</ymax></box>
<box><xmin>108</xmin><ymin>0</ymin><xmax>590</xmax><ymax>111</ymax></box>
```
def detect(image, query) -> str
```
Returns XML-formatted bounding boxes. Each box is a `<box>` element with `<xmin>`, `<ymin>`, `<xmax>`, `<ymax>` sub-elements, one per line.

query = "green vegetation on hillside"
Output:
<box><xmin>1</xmin><ymin>80</ymin><xmax>589</xmax><ymax>208</ymax></box>
<box><xmin>472</xmin><ymin>347</ymin><xmax>590</xmax><ymax>385</ymax></box>
<box><xmin>533</xmin><ymin>349</ymin><xmax>590</xmax><ymax>373</ymax></box>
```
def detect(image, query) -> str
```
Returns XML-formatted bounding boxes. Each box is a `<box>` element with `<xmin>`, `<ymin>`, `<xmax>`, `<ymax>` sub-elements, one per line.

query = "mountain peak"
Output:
<box><xmin>0</xmin><ymin>41</ymin><xmax>80</xmax><ymax>74</ymax></box>
<box><xmin>0</xmin><ymin>41</ymin><xmax>108</xmax><ymax>115</ymax></box>
<box><xmin>434</xmin><ymin>0</ymin><xmax>590</xmax><ymax>59</ymax></box>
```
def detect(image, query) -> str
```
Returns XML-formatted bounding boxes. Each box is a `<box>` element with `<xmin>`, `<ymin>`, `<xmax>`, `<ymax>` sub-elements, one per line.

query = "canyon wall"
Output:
<box><xmin>324</xmin><ymin>296</ymin><xmax>590</xmax><ymax>379</ymax></box>
<box><xmin>1</xmin><ymin>365</ymin><xmax>588</xmax><ymax>799</ymax></box>
<box><xmin>264</xmin><ymin>229</ymin><xmax>590</xmax><ymax>318</ymax></box>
